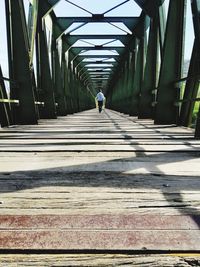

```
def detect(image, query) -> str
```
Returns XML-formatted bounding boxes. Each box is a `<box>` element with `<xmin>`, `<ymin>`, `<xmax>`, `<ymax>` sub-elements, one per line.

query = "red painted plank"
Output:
<box><xmin>0</xmin><ymin>215</ymin><xmax>199</xmax><ymax>230</ymax></box>
<box><xmin>0</xmin><ymin>230</ymin><xmax>200</xmax><ymax>250</ymax></box>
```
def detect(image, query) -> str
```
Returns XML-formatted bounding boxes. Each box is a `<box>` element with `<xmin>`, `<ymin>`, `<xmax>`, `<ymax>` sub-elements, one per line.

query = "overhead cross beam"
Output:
<box><xmin>57</xmin><ymin>17</ymin><xmax>139</xmax><ymax>34</ymax></box>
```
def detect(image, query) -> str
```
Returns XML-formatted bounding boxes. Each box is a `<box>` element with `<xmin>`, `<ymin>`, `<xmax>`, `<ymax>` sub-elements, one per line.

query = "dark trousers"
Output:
<box><xmin>98</xmin><ymin>101</ymin><xmax>103</xmax><ymax>113</ymax></box>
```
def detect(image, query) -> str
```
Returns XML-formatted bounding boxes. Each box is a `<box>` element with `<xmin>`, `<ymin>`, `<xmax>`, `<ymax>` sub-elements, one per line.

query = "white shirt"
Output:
<box><xmin>96</xmin><ymin>92</ymin><xmax>105</xmax><ymax>101</ymax></box>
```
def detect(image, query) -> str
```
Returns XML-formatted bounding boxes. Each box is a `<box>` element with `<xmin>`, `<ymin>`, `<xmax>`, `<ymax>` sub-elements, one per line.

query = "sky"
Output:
<box><xmin>0</xmin><ymin>0</ymin><xmax>195</xmax><ymax>79</ymax></box>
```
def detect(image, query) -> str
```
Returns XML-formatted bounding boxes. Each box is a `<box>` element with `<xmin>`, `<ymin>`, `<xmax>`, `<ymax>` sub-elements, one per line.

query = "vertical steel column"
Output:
<box><xmin>130</xmin><ymin>37</ymin><xmax>145</xmax><ymax>116</ymax></box>
<box><xmin>154</xmin><ymin>0</ymin><xmax>186</xmax><ymax>124</ymax></box>
<box><xmin>27</xmin><ymin>0</ymin><xmax>40</xmax><ymax>120</ymax></box>
<box><xmin>190</xmin><ymin>0</ymin><xmax>200</xmax><ymax>138</ymax></box>
<box><xmin>0</xmin><ymin>66</ymin><xmax>11</xmax><ymax>127</ymax></box>
<box><xmin>63</xmin><ymin>45</ymin><xmax>73</xmax><ymax>114</ymax></box>
<box><xmin>122</xmin><ymin>58</ymin><xmax>130</xmax><ymax>114</ymax></box>
<box><xmin>195</xmin><ymin>107</ymin><xmax>200</xmax><ymax>138</ymax></box>
<box><xmin>68</xmin><ymin>52</ymin><xmax>78</xmax><ymax>113</ymax></box>
<box><xmin>52</xmin><ymin>30</ymin><xmax>67</xmax><ymax>116</ymax></box>
<box><xmin>139</xmin><ymin>14</ymin><xmax>159</xmax><ymax>119</ymax></box>
<box><xmin>158</xmin><ymin>3</ymin><xmax>166</xmax><ymax>60</ymax></box>
<box><xmin>5</xmin><ymin>0</ymin><xmax>38</xmax><ymax>124</ymax></box>
<box><xmin>126</xmin><ymin>38</ymin><xmax>137</xmax><ymax>114</ymax></box>
<box><xmin>179</xmin><ymin>40</ymin><xmax>200</xmax><ymax>127</ymax></box>
<box><xmin>36</xmin><ymin>1</ymin><xmax>56</xmax><ymax>119</ymax></box>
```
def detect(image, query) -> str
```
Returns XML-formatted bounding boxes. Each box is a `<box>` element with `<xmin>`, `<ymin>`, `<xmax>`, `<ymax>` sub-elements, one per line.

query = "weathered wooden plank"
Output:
<box><xmin>0</xmin><ymin>215</ymin><xmax>199</xmax><ymax>230</ymax></box>
<box><xmin>0</xmin><ymin>254</ymin><xmax>200</xmax><ymax>267</ymax></box>
<box><xmin>0</xmin><ymin>230</ymin><xmax>200</xmax><ymax>250</ymax></box>
<box><xmin>0</xmin><ymin>144</ymin><xmax>199</xmax><ymax>152</ymax></box>
<box><xmin>1</xmin><ymin>139</ymin><xmax>200</xmax><ymax>144</ymax></box>
<box><xmin>0</xmin><ymin>109</ymin><xmax>199</xmax><ymax>256</ymax></box>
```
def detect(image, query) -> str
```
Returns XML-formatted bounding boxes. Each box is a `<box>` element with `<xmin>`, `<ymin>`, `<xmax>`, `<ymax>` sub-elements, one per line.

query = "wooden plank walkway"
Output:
<box><xmin>0</xmin><ymin>109</ymin><xmax>200</xmax><ymax>266</ymax></box>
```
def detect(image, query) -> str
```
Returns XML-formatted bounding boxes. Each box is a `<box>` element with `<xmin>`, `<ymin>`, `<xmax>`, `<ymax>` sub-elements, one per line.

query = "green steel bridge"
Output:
<box><xmin>1</xmin><ymin>0</ymin><xmax>200</xmax><ymax>264</ymax></box>
<box><xmin>0</xmin><ymin>0</ymin><xmax>200</xmax><ymax>137</ymax></box>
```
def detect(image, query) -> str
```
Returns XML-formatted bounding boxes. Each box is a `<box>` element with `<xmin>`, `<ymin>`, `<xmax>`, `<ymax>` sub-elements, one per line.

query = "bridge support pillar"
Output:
<box><xmin>0</xmin><ymin>67</ymin><xmax>12</xmax><ymax>127</ymax></box>
<box><xmin>130</xmin><ymin>38</ymin><xmax>145</xmax><ymax>116</ymax></box>
<box><xmin>139</xmin><ymin>15</ymin><xmax>159</xmax><ymax>119</ymax></box>
<box><xmin>52</xmin><ymin>33</ymin><xmax>67</xmax><ymax>116</ymax></box>
<box><xmin>5</xmin><ymin>0</ymin><xmax>38</xmax><ymax>125</ymax></box>
<box><xmin>36</xmin><ymin>1</ymin><xmax>56</xmax><ymax>119</ymax></box>
<box><xmin>154</xmin><ymin>0</ymin><xmax>186</xmax><ymax>124</ymax></box>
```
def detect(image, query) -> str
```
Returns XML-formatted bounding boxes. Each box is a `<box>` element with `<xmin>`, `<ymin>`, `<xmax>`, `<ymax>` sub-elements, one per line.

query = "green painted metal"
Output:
<box><xmin>139</xmin><ymin>13</ymin><xmax>159</xmax><ymax>118</ymax></box>
<box><xmin>5</xmin><ymin>0</ymin><xmax>38</xmax><ymax>125</ymax></box>
<box><xmin>57</xmin><ymin>17</ymin><xmax>139</xmax><ymax>34</ymax></box>
<box><xmin>62</xmin><ymin>42</ymin><xmax>73</xmax><ymax>114</ymax></box>
<box><xmin>1</xmin><ymin>0</ymin><xmax>199</xmax><ymax>139</ymax></box>
<box><xmin>0</xmin><ymin>66</ymin><xmax>11</xmax><ymax>127</ymax></box>
<box><xmin>28</xmin><ymin>0</ymin><xmax>39</xmax><ymax>68</ymax></box>
<box><xmin>190</xmin><ymin>0</ymin><xmax>200</xmax><ymax>138</ymax></box>
<box><xmin>179</xmin><ymin>40</ymin><xmax>200</xmax><ymax>127</ymax></box>
<box><xmin>125</xmin><ymin>38</ymin><xmax>137</xmax><ymax>111</ymax></box>
<box><xmin>65</xmin><ymin>35</ymin><xmax>130</xmax><ymax>47</ymax></box>
<box><xmin>75</xmin><ymin>55</ymin><xmax>119</xmax><ymax>60</ymax></box>
<box><xmin>195</xmin><ymin>107</ymin><xmax>200</xmax><ymax>139</ymax></box>
<box><xmin>27</xmin><ymin>0</ymin><xmax>40</xmax><ymax>120</ymax></box>
<box><xmin>52</xmin><ymin>29</ymin><xmax>67</xmax><ymax>116</ymax></box>
<box><xmin>134</xmin><ymin>0</ymin><xmax>164</xmax><ymax>18</ymax></box>
<box><xmin>191</xmin><ymin>0</ymin><xmax>200</xmax><ymax>46</ymax></box>
<box><xmin>36</xmin><ymin>1</ymin><xmax>56</xmax><ymax>119</ymax></box>
<box><xmin>130</xmin><ymin>37</ymin><xmax>145</xmax><ymax>116</ymax></box>
<box><xmin>154</xmin><ymin>0</ymin><xmax>186</xmax><ymax>124</ymax></box>
<box><xmin>71</xmin><ymin>47</ymin><xmax>125</xmax><ymax>55</ymax></box>
<box><xmin>43</xmin><ymin>0</ymin><xmax>60</xmax><ymax>17</ymax></box>
<box><xmin>158</xmin><ymin>3</ymin><xmax>166</xmax><ymax>59</ymax></box>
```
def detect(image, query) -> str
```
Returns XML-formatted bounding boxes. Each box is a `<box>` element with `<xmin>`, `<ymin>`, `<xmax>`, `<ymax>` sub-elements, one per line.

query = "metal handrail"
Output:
<box><xmin>175</xmin><ymin>98</ymin><xmax>200</xmax><ymax>104</ymax></box>
<box><xmin>0</xmin><ymin>99</ymin><xmax>19</xmax><ymax>104</ymax></box>
<box><xmin>174</xmin><ymin>75</ymin><xmax>200</xmax><ymax>105</ymax></box>
<box><xmin>0</xmin><ymin>76</ymin><xmax>18</xmax><ymax>85</ymax></box>
<box><xmin>0</xmin><ymin>99</ymin><xmax>45</xmax><ymax>106</ymax></box>
<box><xmin>174</xmin><ymin>74</ymin><xmax>200</xmax><ymax>84</ymax></box>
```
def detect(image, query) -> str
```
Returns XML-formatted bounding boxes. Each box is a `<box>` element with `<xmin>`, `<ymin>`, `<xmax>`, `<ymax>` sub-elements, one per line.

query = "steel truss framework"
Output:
<box><xmin>0</xmin><ymin>0</ymin><xmax>200</xmax><ymax>138</ymax></box>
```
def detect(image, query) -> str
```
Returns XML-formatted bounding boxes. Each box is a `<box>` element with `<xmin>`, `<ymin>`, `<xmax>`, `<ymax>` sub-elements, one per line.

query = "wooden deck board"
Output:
<box><xmin>0</xmin><ymin>109</ymin><xmax>200</xmax><ymax>264</ymax></box>
<box><xmin>0</xmin><ymin>254</ymin><xmax>200</xmax><ymax>267</ymax></box>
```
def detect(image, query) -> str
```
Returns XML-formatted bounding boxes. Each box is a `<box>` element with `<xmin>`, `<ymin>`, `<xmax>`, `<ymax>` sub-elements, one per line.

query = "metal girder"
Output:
<box><xmin>190</xmin><ymin>0</ymin><xmax>200</xmax><ymax>138</ymax></box>
<box><xmin>71</xmin><ymin>47</ymin><xmax>125</xmax><ymax>55</ymax></box>
<box><xmin>28</xmin><ymin>0</ymin><xmax>39</xmax><ymax>67</ymax></box>
<box><xmin>52</xmin><ymin>3</ymin><xmax>150</xmax><ymax>101</ymax></box>
<box><xmin>5</xmin><ymin>0</ymin><xmax>38</xmax><ymax>124</ymax></box>
<box><xmin>134</xmin><ymin>0</ymin><xmax>164</xmax><ymax>17</ymax></box>
<box><xmin>75</xmin><ymin>55</ymin><xmax>119</xmax><ymax>58</ymax></box>
<box><xmin>73</xmin><ymin>56</ymin><xmax>118</xmax><ymax>71</ymax></box>
<box><xmin>41</xmin><ymin>0</ymin><xmax>60</xmax><ymax>17</ymax></box>
<box><xmin>88</xmin><ymin>72</ymin><xmax>112</xmax><ymax>75</ymax></box>
<box><xmin>74</xmin><ymin>55</ymin><xmax>119</xmax><ymax>67</ymax></box>
<box><xmin>139</xmin><ymin>12</ymin><xmax>159</xmax><ymax>119</ymax></box>
<box><xmin>0</xmin><ymin>66</ymin><xmax>11</xmax><ymax>127</ymax></box>
<box><xmin>179</xmin><ymin>40</ymin><xmax>200</xmax><ymax>128</ymax></box>
<box><xmin>63</xmin><ymin>57</ymin><xmax>73</xmax><ymax>114</ymax></box>
<box><xmin>79</xmin><ymin>69</ymin><xmax>113</xmax><ymax>79</ymax></box>
<box><xmin>52</xmin><ymin>27</ymin><xmax>67</xmax><ymax>116</ymax></box>
<box><xmin>79</xmin><ymin>62</ymin><xmax>117</xmax><ymax>68</ymax></box>
<box><xmin>195</xmin><ymin>109</ymin><xmax>200</xmax><ymax>139</ymax></box>
<box><xmin>191</xmin><ymin>0</ymin><xmax>200</xmax><ymax>47</ymax></box>
<box><xmin>57</xmin><ymin>16</ymin><xmax>139</xmax><ymax>34</ymax></box>
<box><xmin>65</xmin><ymin>35</ymin><xmax>131</xmax><ymax>47</ymax></box>
<box><xmin>158</xmin><ymin>3</ymin><xmax>166</xmax><ymax>59</ymax></box>
<box><xmin>36</xmin><ymin>1</ymin><xmax>57</xmax><ymax>119</ymax></box>
<box><xmin>123</xmin><ymin>12</ymin><xmax>150</xmax><ymax>39</ymax></box>
<box><xmin>130</xmin><ymin>37</ymin><xmax>145</xmax><ymax>116</ymax></box>
<box><xmin>154</xmin><ymin>0</ymin><xmax>186</xmax><ymax>124</ymax></box>
<box><xmin>48</xmin><ymin>0</ymin><xmax>60</xmax><ymax>6</ymax></box>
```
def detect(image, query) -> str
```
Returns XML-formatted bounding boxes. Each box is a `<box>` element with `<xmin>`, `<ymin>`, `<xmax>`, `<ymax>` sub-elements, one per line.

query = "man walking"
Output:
<box><xmin>96</xmin><ymin>89</ymin><xmax>105</xmax><ymax>113</ymax></box>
